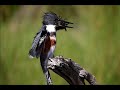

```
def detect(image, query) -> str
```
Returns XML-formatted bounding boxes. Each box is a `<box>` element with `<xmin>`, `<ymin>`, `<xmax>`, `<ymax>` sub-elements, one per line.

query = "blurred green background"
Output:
<box><xmin>0</xmin><ymin>5</ymin><xmax>120</xmax><ymax>85</ymax></box>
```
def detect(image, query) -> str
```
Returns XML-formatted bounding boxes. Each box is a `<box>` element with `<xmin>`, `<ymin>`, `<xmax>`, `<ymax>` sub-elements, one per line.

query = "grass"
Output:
<box><xmin>0</xmin><ymin>5</ymin><xmax>120</xmax><ymax>85</ymax></box>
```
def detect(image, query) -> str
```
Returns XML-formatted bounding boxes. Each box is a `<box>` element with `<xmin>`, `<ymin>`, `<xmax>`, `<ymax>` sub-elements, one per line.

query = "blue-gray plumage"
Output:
<box><xmin>29</xmin><ymin>12</ymin><xmax>73</xmax><ymax>85</ymax></box>
<box><xmin>29</xmin><ymin>25</ymin><xmax>47</xmax><ymax>58</ymax></box>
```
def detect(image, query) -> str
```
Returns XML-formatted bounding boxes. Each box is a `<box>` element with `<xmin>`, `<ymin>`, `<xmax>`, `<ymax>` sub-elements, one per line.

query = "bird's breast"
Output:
<box><xmin>50</xmin><ymin>36</ymin><xmax>56</xmax><ymax>46</ymax></box>
<box><xmin>43</xmin><ymin>36</ymin><xmax>56</xmax><ymax>54</ymax></box>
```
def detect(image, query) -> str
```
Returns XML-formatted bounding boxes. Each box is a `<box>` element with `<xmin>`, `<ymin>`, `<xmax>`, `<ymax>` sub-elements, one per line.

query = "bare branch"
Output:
<box><xmin>47</xmin><ymin>55</ymin><xmax>97</xmax><ymax>85</ymax></box>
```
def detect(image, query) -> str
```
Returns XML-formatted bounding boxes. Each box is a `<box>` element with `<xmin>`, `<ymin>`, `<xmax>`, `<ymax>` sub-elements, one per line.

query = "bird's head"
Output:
<box><xmin>42</xmin><ymin>12</ymin><xmax>73</xmax><ymax>31</ymax></box>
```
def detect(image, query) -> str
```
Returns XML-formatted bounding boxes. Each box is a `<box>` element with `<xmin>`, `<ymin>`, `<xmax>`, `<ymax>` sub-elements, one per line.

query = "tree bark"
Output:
<box><xmin>47</xmin><ymin>56</ymin><xmax>97</xmax><ymax>85</ymax></box>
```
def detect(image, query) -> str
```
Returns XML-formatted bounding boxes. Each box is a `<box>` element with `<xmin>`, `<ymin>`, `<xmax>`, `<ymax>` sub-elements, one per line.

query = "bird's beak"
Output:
<box><xmin>64</xmin><ymin>20</ymin><xmax>73</xmax><ymax>31</ymax></box>
<box><xmin>56</xmin><ymin>19</ymin><xmax>73</xmax><ymax>31</ymax></box>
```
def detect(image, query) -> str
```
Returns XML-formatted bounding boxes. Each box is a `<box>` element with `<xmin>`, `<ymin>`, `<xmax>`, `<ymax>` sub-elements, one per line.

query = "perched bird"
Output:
<box><xmin>29</xmin><ymin>12</ymin><xmax>73</xmax><ymax>85</ymax></box>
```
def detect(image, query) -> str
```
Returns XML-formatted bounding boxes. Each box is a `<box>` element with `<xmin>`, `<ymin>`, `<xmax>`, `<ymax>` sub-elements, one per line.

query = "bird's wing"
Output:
<box><xmin>29</xmin><ymin>25</ymin><xmax>47</xmax><ymax>58</ymax></box>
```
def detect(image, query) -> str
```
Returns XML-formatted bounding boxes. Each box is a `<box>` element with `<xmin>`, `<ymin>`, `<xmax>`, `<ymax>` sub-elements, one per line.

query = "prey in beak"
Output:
<box><xmin>55</xmin><ymin>17</ymin><xmax>73</xmax><ymax>31</ymax></box>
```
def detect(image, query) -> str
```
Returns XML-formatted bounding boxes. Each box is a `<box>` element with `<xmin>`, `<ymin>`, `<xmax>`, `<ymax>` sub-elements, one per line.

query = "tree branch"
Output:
<box><xmin>47</xmin><ymin>55</ymin><xmax>97</xmax><ymax>85</ymax></box>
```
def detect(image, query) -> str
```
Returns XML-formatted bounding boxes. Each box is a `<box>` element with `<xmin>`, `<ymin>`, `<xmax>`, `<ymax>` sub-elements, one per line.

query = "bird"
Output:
<box><xmin>29</xmin><ymin>12</ymin><xmax>73</xmax><ymax>85</ymax></box>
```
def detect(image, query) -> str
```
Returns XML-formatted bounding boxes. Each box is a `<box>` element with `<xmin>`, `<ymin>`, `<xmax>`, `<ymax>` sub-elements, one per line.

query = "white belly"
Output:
<box><xmin>47</xmin><ymin>45</ymin><xmax>56</xmax><ymax>58</ymax></box>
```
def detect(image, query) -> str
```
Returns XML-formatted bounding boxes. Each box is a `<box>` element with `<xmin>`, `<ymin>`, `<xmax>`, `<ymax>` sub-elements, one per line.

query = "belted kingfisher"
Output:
<box><xmin>29</xmin><ymin>12</ymin><xmax>73</xmax><ymax>85</ymax></box>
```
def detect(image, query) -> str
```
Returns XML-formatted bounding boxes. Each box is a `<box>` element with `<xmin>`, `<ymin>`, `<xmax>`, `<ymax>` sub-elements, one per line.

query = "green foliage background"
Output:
<box><xmin>0</xmin><ymin>5</ymin><xmax>120</xmax><ymax>85</ymax></box>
